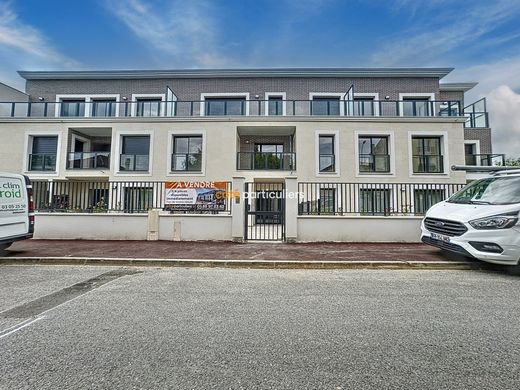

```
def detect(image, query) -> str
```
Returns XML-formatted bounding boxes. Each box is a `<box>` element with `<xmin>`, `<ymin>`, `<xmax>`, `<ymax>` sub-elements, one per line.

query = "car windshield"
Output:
<box><xmin>448</xmin><ymin>175</ymin><xmax>520</xmax><ymax>205</ymax></box>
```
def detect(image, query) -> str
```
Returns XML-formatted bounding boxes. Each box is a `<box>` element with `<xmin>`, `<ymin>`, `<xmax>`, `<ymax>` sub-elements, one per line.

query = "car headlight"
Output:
<box><xmin>469</xmin><ymin>212</ymin><xmax>519</xmax><ymax>230</ymax></box>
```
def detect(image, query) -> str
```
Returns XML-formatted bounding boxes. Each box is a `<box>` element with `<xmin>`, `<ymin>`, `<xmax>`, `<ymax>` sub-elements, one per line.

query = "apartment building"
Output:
<box><xmin>0</xmin><ymin>68</ymin><xmax>502</xmax><ymax>242</ymax></box>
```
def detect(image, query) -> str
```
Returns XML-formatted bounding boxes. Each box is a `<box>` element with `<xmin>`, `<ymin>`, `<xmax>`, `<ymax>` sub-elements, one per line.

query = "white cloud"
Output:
<box><xmin>370</xmin><ymin>0</ymin><xmax>520</xmax><ymax>66</ymax></box>
<box><xmin>105</xmin><ymin>0</ymin><xmax>229</xmax><ymax>68</ymax></box>
<box><xmin>486</xmin><ymin>86</ymin><xmax>520</xmax><ymax>159</ymax></box>
<box><xmin>0</xmin><ymin>2</ymin><xmax>79</xmax><ymax>90</ymax></box>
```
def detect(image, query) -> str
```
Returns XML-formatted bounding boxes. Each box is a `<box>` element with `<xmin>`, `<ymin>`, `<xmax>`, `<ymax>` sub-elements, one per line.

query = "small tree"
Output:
<box><xmin>505</xmin><ymin>158</ymin><xmax>520</xmax><ymax>167</ymax></box>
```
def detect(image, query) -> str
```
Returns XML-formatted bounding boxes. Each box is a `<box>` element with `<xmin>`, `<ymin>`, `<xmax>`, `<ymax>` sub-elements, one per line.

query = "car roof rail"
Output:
<box><xmin>491</xmin><ymin>168</ymin><xmax>520</xmax><ymax>176</ymax></box>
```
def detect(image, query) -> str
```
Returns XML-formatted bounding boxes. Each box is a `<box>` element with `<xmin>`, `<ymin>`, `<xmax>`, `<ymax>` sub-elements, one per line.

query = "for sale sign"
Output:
<box><xmin>164</xmin><ymin>181</ymin><xmax>227</xmax><ymax>211</ymax></box>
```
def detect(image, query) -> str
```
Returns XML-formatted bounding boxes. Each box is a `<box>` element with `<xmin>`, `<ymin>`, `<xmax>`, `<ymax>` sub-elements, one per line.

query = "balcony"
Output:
<box><xmin>237</xmin><ymin>152</ymin><xmax>296</xmax><ymax>170</ymax></box>
<box><xmin>464</xmin><ymin>98</ymin><xmax>489</xmax><ymax>128</ymax></box>
<box><xmin>68</xmin><ymin>152</ymin><xmax>110</xmax><ymax>169</ymax></box>
<box><xmin>28</xmin><ymin>154</ymin><xmax>56</xmax><ymax>171</ymax></box>
<box><xmin>412</xmin><ymin>155</ymin><xmax>444</xmax><ymax>174</ymax></box>
<box><xmin>359</xmin><ymin>154</ymin><xmax>390</xmax><ymax>173</ymax></box>
<box><xmin>465</xmin><ymin>153</ymin><xmax>505</xmax><ymax>167</ymax></box>
<box><xmin>119</xmin><ymin>154</ymin><xmax>149</xmax><ymax>172</ymax></box>
<box><xmin>0</xmin><ymin>99</ymin><xmax>467</xmax><ymax>119</ymax></box>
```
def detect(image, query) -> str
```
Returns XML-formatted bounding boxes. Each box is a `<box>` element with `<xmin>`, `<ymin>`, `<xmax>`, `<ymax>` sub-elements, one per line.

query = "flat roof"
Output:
<box><xmin>439</xmin><ymin>82</ymin><xmax>478</xmax><ymax>92</ymax></box>
<box><xmin>18</xmin><ymin>67</ymin><xmax>454</xmax><ymax>80</ymax></box>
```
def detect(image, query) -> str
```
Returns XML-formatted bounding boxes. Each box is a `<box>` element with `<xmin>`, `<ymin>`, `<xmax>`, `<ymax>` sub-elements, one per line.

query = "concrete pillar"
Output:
<box><xmin>147</xmin><ymin>209</ymin><xmax>159</xmax><ymax>241</ymax></box>
<box><xmin>231</xmin><ymin>176</ymin><xmax>245</xmax><ymax>242</ymax></box>
<box><xmin>285</xmin><ymin>176</ymin><xmax>298</xmax><ymax>242</ymax></box>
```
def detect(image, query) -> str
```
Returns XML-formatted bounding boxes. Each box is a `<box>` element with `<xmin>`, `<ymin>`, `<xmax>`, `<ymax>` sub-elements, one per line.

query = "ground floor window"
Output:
<box><xmin>414</xmin><ymin>189</ymin><xmax>445</xmax><ymax>214</ymax></box>
<box><xmin>360</xmin><ymin>189</ymin><xmax>390</xmax><ymax>215</ymax></box>
<box><xmin>123</xmin><ymin>187</ymin><xmax>153</xmax><ymax>212</ymax></box>
<box><xmin>319</xmin><ymin>188</ymin><xmax>336</xmax><ymax>214</ymax></box>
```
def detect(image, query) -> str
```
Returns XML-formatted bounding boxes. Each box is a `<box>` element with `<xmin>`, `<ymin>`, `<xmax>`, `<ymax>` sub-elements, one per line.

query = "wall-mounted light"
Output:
<box><xmin>254</xmin><ymin>94</ymin><xmax>260</xmax><ymax>99</ymax></box>
<box><xmin>385</xmin><ymin>96</ymin><xmax>390</xmax><ymax>100</ymax></box>
<box><xmin>122</xmin><ymin>96</ymin><xmax>128</xmax><ymax>101</ymax></box>
<box><xmin>38</xmin><ymin>97</ymin><xmax>44</xmax><ymax>101</ymax></box>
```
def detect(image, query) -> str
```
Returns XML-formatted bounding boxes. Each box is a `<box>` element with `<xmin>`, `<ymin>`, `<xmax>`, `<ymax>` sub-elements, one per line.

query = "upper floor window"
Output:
<box><xmin>92</xmin><ymin>99</ymin><xmax>116</xmax><ymax>117</ymax></box>
<box><xmin>205</xmin><ymin>97</ymin><xmax>246</xmax><ymax>116</ymax></box>
<box><xmin>312</xmin><ymin>97</ymin><xmax>340</xmax><ymax>116</ymax></box>
<box><xmin>358</xmin><ymin>136</ymin><xmax>390</xmax><ymax>173</ymax></box>
<box><xmin>319</xmin><ymin>135</ymin><xmax>335</xmax><ymax>172</ymax></box>
<box><xmin>29</xmin><ymin>136</ymin><xmax>58</xmax><ymax>171</ymax></box>
<box><xmin>412</xmin><ymin>136</ymin><xmax>443</xmax><ymax>173</ymax></box>
<box><xmin>353</xmin><ymin>97</ymin><xmax>375</xmax><ymax>117</ymax></box>
<box><xmin>60</xmin><ymin>99</ymin><xmax>85</xmax><ymax>117</ymax></box>
<box><xmin>402</xmin><ymin>96</ymin><xmax>432</xmax><ymax>117</ymax></box>
<box><xmin>136</xmin><ymin>98</ymin><xmax>162</xmax><ymax>117</ymax></box>
<box><xmin>120</xmin><ymin>135</ymin><xmax>150</xmax><ymax>172</ymax></box>
<box><xmin>265</xmin><ymin>94</ymin><xmax>285</xmax><ymax>116</ymax></box>
<box><xmin>172</xmin><ymin>135</ymin><xmax>203</xmax><ymax>171</ymax></box>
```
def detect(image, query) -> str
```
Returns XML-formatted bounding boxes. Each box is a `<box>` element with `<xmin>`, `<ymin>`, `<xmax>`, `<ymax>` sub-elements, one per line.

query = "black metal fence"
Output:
<box><xmin>32</xmin><ymin>180</ymin><xmax>233</xmax><ymax>214</ymax></box>
<box><xmin>298</xmin><ymin>182</ymin><xmax>466</xmax><ymax>216</ymax></box>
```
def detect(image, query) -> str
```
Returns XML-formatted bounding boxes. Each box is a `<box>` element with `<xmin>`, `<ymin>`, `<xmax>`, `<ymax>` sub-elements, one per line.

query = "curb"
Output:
<box><xmin>0</xmin><ymin>257</ymin><xmax>482</xmax><ymax>270</ymax></box>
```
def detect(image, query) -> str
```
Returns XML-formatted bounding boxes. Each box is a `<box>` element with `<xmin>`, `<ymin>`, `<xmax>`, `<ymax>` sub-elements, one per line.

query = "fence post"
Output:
<box><xmin>285</xmin><ymin>177</ymin><xmax>298</xmax><ymax>243</ymax></box>
<box><xmin>231</xmin><ymin>176</ymin><xmax>245</xmax><ymax>242</ymax></box>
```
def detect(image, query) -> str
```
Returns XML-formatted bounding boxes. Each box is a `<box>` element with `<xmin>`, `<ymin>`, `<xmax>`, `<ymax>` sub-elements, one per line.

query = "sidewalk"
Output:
<box><xmin>0</xmin><ymin>240</ymin><xmax>484</xmax><ymax>269</ymax></box>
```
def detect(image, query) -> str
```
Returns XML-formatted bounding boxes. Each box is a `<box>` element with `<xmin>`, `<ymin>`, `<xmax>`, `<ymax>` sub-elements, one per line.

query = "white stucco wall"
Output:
<box><xmin>297</xmin><ymin>216</ymin><xmax>423</xmax><ymax>243</ymax></box>
<box><xmin>158</xmin><ymin>214</ymin><xmax>232</xmax><ymax>241</ymax></box>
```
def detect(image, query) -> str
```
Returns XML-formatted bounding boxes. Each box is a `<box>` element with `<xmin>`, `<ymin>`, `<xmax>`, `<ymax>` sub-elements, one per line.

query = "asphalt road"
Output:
<box><xmin>0</xmin><ymin>266</ymin><xmax>519</xmax><ymax>390</ymax></box>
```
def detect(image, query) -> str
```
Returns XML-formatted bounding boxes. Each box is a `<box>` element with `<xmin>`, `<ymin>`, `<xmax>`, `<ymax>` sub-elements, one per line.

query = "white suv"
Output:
<box><xmin>421</xmin><ymin>171</ymin><xmax>520</xmax><ymax>265</ymax></box>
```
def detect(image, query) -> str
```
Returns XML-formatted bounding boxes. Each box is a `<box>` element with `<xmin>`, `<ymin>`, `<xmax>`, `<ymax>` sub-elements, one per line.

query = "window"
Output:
<box><xmin>358</xmin><ymin>136</ymin><xmax>390</xmax><ymax>173</ymax></box>
<box><xmin>29</xmin><ymin>136</ymin><xmax>58</xmax><ymax>171</ymax></box>
<box><xmin>123</xmin><ymin>187</ymin><xmax>153</xmax><ymax>212</ymax></box>
<box><xmin>312</xmin><ymin>97</ymin><xmax>340</xmax><ymax>115</ymax></box>
<box><xmin>319</xmin><ymin>135</ymin><xmax>335</xmax><ymax>172</ymax></box>
<box><xmin>205</xmin><ymin>97</ymin><xmax>246</xmax><ymax>116</ymax></box>
<box><xmin>172</xmin><ymin>136</ymin><xmax>202</xmax><ymax>171</ymax></box>
<box><xmin>60</xmin><ymin>99</ymin><xmax>85</xmax><ymax>117</ymax></box>
<box><xmin>412</xmin><ymin>137</ymin><xmax>443</xmax><ymax>173</ymax></box>
<box><xmin>353</xmin><ymin>97</ymin><xmax>375</xmax><ymax>116</ymax></box>
<box><xmin>465</xmin><ymin>143</ymin><xmax>477</xmax><ymax>165</ymax></box>
<box><xmin>319</xmin><ymin>188</ymin><xmax>336</xmax><ymax>214</ymax></box>
<box><xmin>136</xmin><ymin>99</ymin><xmax>162</xmax><ymax>117</ymax></box>
<box><xmin>402</xmin><ymin>97</ymin><xmax>431</xmax><ymax>116</ymax></box>
<box><xmin>360</xmin><ymin>189</ymin><xmax>390</xmax><ymax>216</ymax></box>
<box><xmin>254</xmin><ymin>144</ymin><xmax>284</xmax><ymax>169</ymax></box>
<box><xmin>267</xmin><ymin>96</ymin><xmax>284</xmax><ymax>115</ymax></box>
<box><xmin>92</xmin><ymin>99</ymin><xmax>116</xmax><ymax>117</ymax></box>
<box><xmin>414</xmin><ymin>189</ymin><xmax>445</xmax><ymax>214</ymax></box>
<box><xmin>120</xmin><ymin>136</ymin><xmax>150</xmax><ymax>171</ymax></box>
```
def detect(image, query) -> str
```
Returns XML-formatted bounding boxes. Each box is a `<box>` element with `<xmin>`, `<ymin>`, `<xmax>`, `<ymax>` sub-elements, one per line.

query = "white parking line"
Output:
<box><xmin>0</xmin><ymin>316</ymin><xmax>45</xmax><ymax>340</ymax></box>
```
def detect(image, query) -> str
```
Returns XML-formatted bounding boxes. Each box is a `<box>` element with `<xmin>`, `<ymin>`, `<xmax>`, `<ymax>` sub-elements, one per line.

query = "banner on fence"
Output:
<box><xmin>164</xmin><ymin>181</ymin><xmax>227</xmax><ymax>211</ymax></box>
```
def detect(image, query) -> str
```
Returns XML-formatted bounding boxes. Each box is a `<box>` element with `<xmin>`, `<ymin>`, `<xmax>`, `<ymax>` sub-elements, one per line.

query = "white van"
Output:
<box><xmin>421</xmin><ymin>170</ymin><xmax>520</xmax><ymax>265</ymax></box>
<box><xmin>0</xmin><ymin>172</ymin><xmax>34</xmax><ymax>250</ymax></box>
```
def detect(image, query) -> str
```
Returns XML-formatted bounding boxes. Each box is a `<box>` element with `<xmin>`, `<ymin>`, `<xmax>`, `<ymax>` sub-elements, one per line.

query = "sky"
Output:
<box><xmin>0</xmin><ymin>0</ymin><xmax>520</xmax><ymax>157</ymax></box>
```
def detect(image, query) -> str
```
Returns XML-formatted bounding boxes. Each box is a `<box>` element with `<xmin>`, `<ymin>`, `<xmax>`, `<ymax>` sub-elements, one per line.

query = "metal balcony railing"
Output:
<box><xmin>171</xmin><ymin>153</ymin><xmax>202</xmax><ymax>171</ymax></box>
<box><xmin>412</xmin><ymin>155</ymin><xmax>444</xmax><ymax>174</ymax></box>
<box><xmin>28</xmin><ymin>154</ymin><xmax>56</xmax><ymax>171</ymax></box>
<box><xmin>237</xmin><ymin>152</ymin><xmax>296</xmax><ymax>170</ymax></box>
<box><xmin>67</xmin><ymin>152</ymin><xmax>110</xmax><ymax>169</ymax></box>
<box><xmin>119</xmin><ymin>154</ymin><xmax>149</xmax><ymax>172</ymax></box>
<box><xmin>465</xmin><ymin>154</ymin><xmax>506</xmax><ymax>167</ymax></box>
<box><xmin>0</xmin><ymin>99</ymin><xmax>466</xmax><ymax>118</ymax></box>
<box><xmin>359</xmin><ymin>154</ymin><xmax>391</xmax><ymax>173</ymax></box>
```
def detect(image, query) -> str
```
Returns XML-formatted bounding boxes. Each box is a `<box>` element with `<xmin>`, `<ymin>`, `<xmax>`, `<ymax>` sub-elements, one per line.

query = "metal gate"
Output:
<box><xmin>244</xmin><ymin>182</ymin><xmax>285</xmax><ymax>241</ymax></box>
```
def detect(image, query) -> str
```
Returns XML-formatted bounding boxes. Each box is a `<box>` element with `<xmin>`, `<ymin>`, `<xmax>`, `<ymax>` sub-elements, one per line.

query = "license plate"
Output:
<box><xmin>431</xmin><ymin>232</ymin><xmax>450</xmax><ymax>243</ymax></box>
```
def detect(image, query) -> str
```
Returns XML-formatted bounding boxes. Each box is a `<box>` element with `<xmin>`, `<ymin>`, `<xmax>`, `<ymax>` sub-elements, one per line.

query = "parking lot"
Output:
<box><xmin>1</xmin><ymin>265</ymin><xmax>520</xmax><ymax>389</ymax></box>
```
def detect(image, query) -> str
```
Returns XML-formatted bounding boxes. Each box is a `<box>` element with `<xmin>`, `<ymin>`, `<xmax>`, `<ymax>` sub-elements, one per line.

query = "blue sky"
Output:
<box><xmin>1</xmin><ymin>0</ymin><xmax>520</xmax><ymax>156</ymax></box>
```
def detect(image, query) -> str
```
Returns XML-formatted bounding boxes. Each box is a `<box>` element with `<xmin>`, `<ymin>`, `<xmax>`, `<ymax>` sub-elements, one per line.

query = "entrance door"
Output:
<box><xmin>244</xmin><ymin>182</ymin><xmax>285</xmax><ymax>241</ymax></box>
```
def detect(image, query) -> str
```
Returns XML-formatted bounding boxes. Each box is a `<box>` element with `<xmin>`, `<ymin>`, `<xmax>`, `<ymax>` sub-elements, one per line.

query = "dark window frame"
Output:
<box><xmin>318</xmin><ymin>135</ymin><xmax>336</xmax><ymax>173</ymax></box>
<box><xmin>358</xmin><ymin>136</ymin><xmax>390</xmax><ymax>173</ymax></box>
<box><xmin>412</xmin><ymin>136</ymin><xmax>444</xmax><ymax>174</ymax></box>
<box><xmin>172</xmin><ymin>135</ymin><xmax>203</xmax><ymax>172</ymax></box>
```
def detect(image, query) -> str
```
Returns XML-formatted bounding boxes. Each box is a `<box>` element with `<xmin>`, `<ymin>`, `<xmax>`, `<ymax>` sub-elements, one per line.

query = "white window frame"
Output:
<box><xmin>354</xmin><ymin>130</ymin><xmax>395</xmax><ymax>177</ymax></box>
<box><xmin>23</xmin><ymin>131</ymin><xmax>62</xmax><ymax>177</ymax></box>
<box><xmin>55</xmin><ymin>94</ymin><xmax>120</xmax><ymax>117</ymax></box>
<box><xmin>399</xmin><ymin>93</ymin><xmax>435</xmax><ymax>117</ymax></box>
<box><xmin>408</xmin><ymin>131</ymin><xmax>449</xmax><ymax>178</ymax></box>
<box><xmin>114</xmin><ymin>130</ymin><xmax>154</xmax><ymax>176</ymax></box>
<box><xmin>200</xmin><ymin>93</ymin><xmax>250</xmax><ymax>117</ymax></box>
<box><xmin>131</xmin><ymin>94</ymin><xmax>166</xmax><ymax>117</ymax></box>
<box><xmin>353</xmin><ymin>93</ymin><xmax>380</xmax><ymax>116</ymax></box>
<box><xmin>315</xmin><ymin>130</ymin><xmax>340</xmax><ymax>176</ymax></box>
<box><xmin>464</xmin><ymin>140</ymin><xmax>481</xmax><ymax>165</ymax></box>
<box><xmin>309</xmin><ymin>93</ymin><xmax>345</xmax><ymax>116</ymax></box>
<box><xmin>167</xmin><ymin>129</ymin><xmax>207</xmax><ymax>177</ymax></box>
<box><xmin>264</xmin><ymin>92</ymin><xmax>286</xmax><ymax>116</ymax></box>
